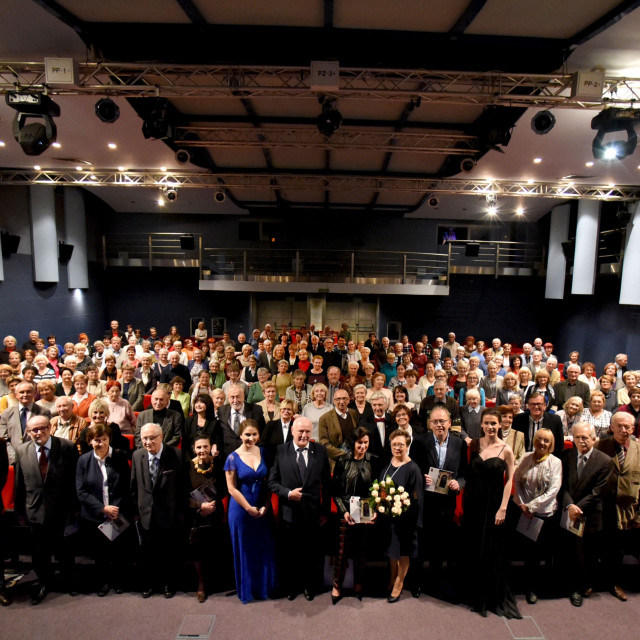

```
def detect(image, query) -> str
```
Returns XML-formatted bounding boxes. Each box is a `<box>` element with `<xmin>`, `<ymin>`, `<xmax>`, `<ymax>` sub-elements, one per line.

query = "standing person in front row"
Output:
<box><xmin>225</xmin><ymin>420</ymin><xmax>277</xmax><ymax>604</ymax></box>
<box><xmin>268</xmin><ymin>416</ymin><xmax>331</xmax><ymax>601</ymax></box>
<box><xmin>131</xmin><ymin>422</ymin><xmax>185</xmax><ymax>599</ymax></box>
<box><xmin>463</xmin><ymin>408</ymin><xmax>521</xmax><ymax>619</ymax></box>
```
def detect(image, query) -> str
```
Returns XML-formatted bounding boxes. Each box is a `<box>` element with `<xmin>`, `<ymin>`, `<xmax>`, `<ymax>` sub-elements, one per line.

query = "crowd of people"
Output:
<box><xmin>0</xmin><ymin>321</ymin><xmax>638</xmax><ymax>617</ymax></box>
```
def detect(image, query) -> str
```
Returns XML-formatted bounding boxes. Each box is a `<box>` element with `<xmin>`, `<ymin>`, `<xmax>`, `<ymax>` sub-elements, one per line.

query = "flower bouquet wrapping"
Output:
<box><xmin>368</xmin><ymin>477</ymin><xmax>411</xmax><ymax>517</ymax></box>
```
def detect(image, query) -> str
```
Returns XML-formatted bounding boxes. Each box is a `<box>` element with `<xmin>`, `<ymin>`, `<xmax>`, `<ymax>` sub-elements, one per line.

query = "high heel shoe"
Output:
<box><xmin>331</xmin><ymin>593</ymin><xmax>342</xmax><ymax>605</ymax></box>
<box><xmin>387</xmin><ymin>593</ymin><xmax>401</xmax><ymax>603</ymax></box>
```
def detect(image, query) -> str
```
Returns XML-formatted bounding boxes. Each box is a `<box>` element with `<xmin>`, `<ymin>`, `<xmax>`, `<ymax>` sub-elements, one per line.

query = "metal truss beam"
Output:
<box><xmin>0</xmin><ymin>169</ymin><xmax>638</xmax><ymax>200</ymax></box>
<box><xmin>1</xmin><ymin>61</ymin><xmax>639</xmax><ymax>108</ymax></box>
<box><xmin>174</xmin><ymin>126</ymin><xmax>479</xmax><ymax>155</ymax></box>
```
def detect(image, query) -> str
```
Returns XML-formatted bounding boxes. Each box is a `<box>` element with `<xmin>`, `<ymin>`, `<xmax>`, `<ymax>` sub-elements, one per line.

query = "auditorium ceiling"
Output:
<box><xmin>1</xmin><ymin>1</ymin><xmax>640</xmax><ymax>221</ymax></box>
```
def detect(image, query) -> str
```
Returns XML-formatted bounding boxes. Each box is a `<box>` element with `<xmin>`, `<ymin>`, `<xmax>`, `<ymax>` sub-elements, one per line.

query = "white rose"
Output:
<box><xmin>386</xmin><ymin>476</ymin><xmax>393</xmax><ymax>483</ymax></box>
<box><xmin>373</xmin><ymin>484</ymin><xmax>379</xmax><ymax>490</ymax></box>
<box><xmin>397</xmin><ymin>486</ymin><xmax>404</xmax><ymax>492</ymax></box>
<box><xmin>389</xmin><ymin>487</ymin><xmax>395</xmax><ymax>494</ymax></box>
<box><xmin>381</xmin><ymin>481</ymin><xmax>386</xmax><ymax>486</ymax></box>
<box><xmin>378</xmin><ymin>506</ymin><xmax>385</xmax><ymax>513</ymax></box>
<box><xmin>403</xmin><ymin>499</ymin><xmax>410</xmax><ymax>506</ymax></box>
<box><xmin>401</xmin><ymin>492</ymin><xmax>409</xmax><ymax>500</ymax></box>
<box><xmin>371</xmin><ymin>490</ymin><xmax>378</xmax><ymax>497</ymax></box>
<box><xmin>375</xmin><ymin>497</ymin><xmax>381</xmax><ymax>503</ymax></box>
<box><xmin>394</xmin><ymin>495</ymin><xmax>401</xmax><ymax>502</ymax></box>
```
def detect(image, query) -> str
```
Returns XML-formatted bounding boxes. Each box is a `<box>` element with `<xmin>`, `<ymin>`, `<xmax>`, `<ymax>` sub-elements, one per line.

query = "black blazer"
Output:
<box><xmin>14</xmin><ymin>436</ymin><xmax>79</xmax><ymax>526</ymax></box>
<box><xmin>513</xmin><ymin>411</ymin><xmax>564</xmax><ymax>457</ymax></box>
<box><xmin>261</xmin><ymin>418</ymin><xmax>293</xmax><ymax>457</ymax></box>
<box><xmin>561</xmin><ymin>446</ymin><xmax>613</xmax><ymax>533</ymax></box>
<box><xmin>134</xmin><ymin>367</ymin><xmax>158</xmax><ymax>394</ymax></box>
<box><xmin>76</xmin><ymin>448</ymin><xmax>132</xmax><ymax>522</ymax></box>
<box><xmin>218</xmin><ymin>403</ymin><xmax>266</xmax><ymax>458</ymax></box>
<box><xmin>134</xmin><ymin>408</ymin><xmax>184</xmax><ymax>449</ymax></box>
<box><xmin>363</xmin><ymin>412</ymin><xmax>395</xmax><ymax>457</ymax></box>
<box><xmin>268</xmin><ymin>440</ymin><xmax>331</xmax><ymax>524</ymax></box>
<box><xmin>182</xmin><ymin>415</ymin><xmax>223</xmax><ymax>459</ymax></box>
<box><xmin>130</xmin><ymin>444</ymin><xmax>184</xmax><ymax>530</ymax></box>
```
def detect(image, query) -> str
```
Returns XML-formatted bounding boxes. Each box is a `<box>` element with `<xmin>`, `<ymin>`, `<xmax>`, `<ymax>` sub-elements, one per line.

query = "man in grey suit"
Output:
<box><xmin>134</xmin><ymin>387</ymin><xmax>183</xmax><ymax>449</ymax></box>
<box><xmin>0</xmin><ymin>381</ymin><xmax>51</xmax><ymax>463</ymax></box>
<box><xmin>554</xmin><ymin>364</ymin><xmax>591</xmax><ymax>409</ymax></box>
<box><xmin>14</xmin><ymin>415</ymin><xmax>78</xmax><ymax>604</ymax></box>
<box><xmin>121</xmin><ymin>364</ymin><xmax>146</xmax><ymax>411</ymax></box>
<box><xmin>131</xmin><ymin>422</ymin><xmax>185</xmax><ymax>598</ymax></box>
<box><xmin>219</xmin><ymin>384</ymin><xmax>265</xmax><ymax>457</ymax></box>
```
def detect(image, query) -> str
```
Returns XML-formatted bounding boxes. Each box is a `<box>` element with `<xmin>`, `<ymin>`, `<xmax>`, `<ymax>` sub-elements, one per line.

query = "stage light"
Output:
<box><xmin>591</xmin><ymin>107</ymin><xmax>639</xmax><ymax>160</ymax></box>
<box><xmin>142</xmin><ymin>99</ymin><xmax>175</xmax><ymax>140</ymax></box>
<box><xmin>316</xmin><ymin>100</ymin><xmax>342</xmax><ymax>137</ymax></box>
<box><xmin>95</xmin><ymin>98</ymin><xmax>120</xmax><ymax>123</ymax></box>
<box><xmin>531</xmin><ymin>110</ymin><xmax>556</xmax><ymax>135</ymax></box>
<box><xmin>5</xmin><ymin>92</ymin><xmax>60</xmax><ymax>156</ymax></box>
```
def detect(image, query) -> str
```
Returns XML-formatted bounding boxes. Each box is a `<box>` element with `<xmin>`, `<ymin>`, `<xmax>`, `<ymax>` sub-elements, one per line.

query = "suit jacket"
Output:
<box><xmin>561</xmin><ymin>446</ymin><xmax>613</xmax><ymax>533</ymax></box>
<box><xmin>258</xmin><ymin>350</ymin><xmax>275</xmax><ymax>372</ymax></box>
<box><xmin>261</xmin><ymin>418</ymin><xmax>293</xmax><ymax>457</ymax></box>
<box><xmin>49</xmin><ymin>414</ymin><xmax>87</xmax><ymax>452</ymax></box>
<box><xmin>164</xmin><ymin>363</ymin><xmax>191</xmax><ymax>384</ymax></box>
<box><xmin>182</xmin><ymin>415</ymin><xmax>223</xmax><ymax>459</ymax></box>
<box><xmin>0</xmin><ymin>403</ymin><xmax>52</xmax><ymax>464</ymax></box>
<box><xmin>553</xmin><ymin>380</ymin><xmax>591</xmax><ymax>408</ymax></box>
<box><xmin>419</xmin><ymin>396</ymin><xmax>460</xmax><ymax>431</ymax></box>
<box><xmin>513</xmin><ymin>411</ymin><xmax>564</xmax><ymax>458</ymax></box>
<box><xmin>122</xmin><ymin>378</ymin><xmax>146</xmax><ymax>411</ymax></box>
<box><xmin>218</xmin><ymin>403</ymin><xmax>266</xmax><ymax>458</ymax></box>
<box><xmin>134</xmin><ymin>408</ymin><xmax>183</xmax><ymax>449</ymax></box>
<box><xmin>268</xmin><ymin>440</ymin><xmax>331</xmax><ymax>525</ymax></box>
<box><xmin>131</xmin><ymin>444</ymin><xmax>184</xmax><ymax>530</ymax></box>
<box><xmin>14</xmin><ymin>436</ymin><xmax>79</xmax><ymax>526</ymax></box>
<box><xmin>362</xmin><ymin>412</ymin><xmax>395</xmax><ymax>457</ymax></box>
<box><xmin>76</xmin><ymin>448</ymin><xmax>132</xmax><ymax>522</ymax></box>
<box><xmin>134</xmin><ymin>367</ymin><xmax>158</xmax><ymax>394</ymax></box>
<box><xmin>318</xmin><ymin>408</ymin><xmax>358</xmax><ymax>462</ymax></box>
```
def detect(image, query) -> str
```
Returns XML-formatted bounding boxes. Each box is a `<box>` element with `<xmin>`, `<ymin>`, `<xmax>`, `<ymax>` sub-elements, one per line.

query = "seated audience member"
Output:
<box><xmin>581</xmin><ymin>391</ymin><xmax>613</xmax><ymax>440</ymax></box>
<box><xmin>459</xmin><ymin>370</ymin><xmax>485</xmax><ymax>407</ymax></box>
<box><xmin>71</xmin><ymin>373</ymin><xmax>96</xmax><ymax>419</ymax></box>
<box><xmin>33</xmin><ymin>355</ymin><xmax>56</xmax><ymax>384</ymax></box>
<box><xmin>578</xmin><ymin>362</ymin><xmax>599</xmax><ymax>392</ymax></box>
<box><xmin>480</xmin><ymin>361</ymin><xmax>503</xmax><ymax>404</ymax></box>
<box><xmin>208</xmin><ymin>360</ymin><xmax>227</xmax><ymax>390</ymax></box>
<box><xmin>86</xmin><ymin>365</ymin><xmax>106</xmax><ymax>398</ymax></box>
<box><xmin>389</xmin><ymin>363</ymin><xmax>408</xmax><ymax>392</ymax></box>
<box><xmin>563</xmin><ymin>351</ymin><xmax>582</xmax><ymax>378</ymax></box>
<box><xmin>306</xmin><ymin>356</ymin><xmax>327</xmax><ymax>387</ymax></box>
<box><xmin>498</xmin><ymin>405</ymin><xmax>525</xmax><ymax>465</ymax></box>
<box><xmin>0</xmin><ymin>335</ymin><xmax>24</xmax><ymax>365</ymax></box>
<box><xmin>119</xmin><ymin>364</ymin><xmax>145</xmax><ymax>411</ymax></box>
<box><xmin>598</xmin><ymin>375</ymin><xmax>618</xmax><ymax>412</ymax></box>
<box><xmin>246</xmin><ymin>367</ymin><xmax>271</xmax><ymax>403</ymax></box>
<box><xmin>240</xmin><ymin>355</ymin><xmax>260</xmax><ymax>386</ymax></box>
<box><xmin>0</xmin><ymin>364</ymin><xmax>13</xmax><ymax>396</ymax></box>
<box><xmin>557</xmin><ymin>397</ymin><xmax>585</xmax><ymax>439</ymax></box>
<box><xmin>555</xmin><ymin>364</ymin><xmax>590</xmax><ymax>409</ymax></box>
<box><xmin>617</xmin><ymin>370</ymin><xmax>638</xmax><ymax>407</ymax></box>
<box><xmin>526</xmin><ymin>369</ymin><xmax>556</xmax><ymax>407</ymax></box>
<box><xmin>404</xmin><ymin>369</ymin><xmax>426</xmax><ymax>407</ymax></box>
<box><xmin>285</xmin><ymin>370</ymin><xmax>311</xmax><ymax>414</ymax></box>
<box><xmin>134</xmin><ymin>387</ymin><xmax>183</xmax><ymax>449</ymax></box>
<box><xmin>496</xmin><ymin>372</ymin><xmax>520</xmax><ymax>406</ymax></box>
<box><xmin>545</xmin><ymin>357</ymin><xmax>561</xmax><ymax>387</ymax></box>
<box><xmin>256</xmin><ymin>382</ymin><xmax>281</xmax><ymax>424</ymax></box>
<box><xmin>616</xmin><ymin>386</ymin><xmax>640</xmax><ymax>437</ymax></box>
<box><xmin>366</xmin><ymin>372</ymin><xmax>393</xmax><ymax>405</ymax></box>
<box><xmin>420</xmin><ymin>380</ymin><xmax>460</xmax><ymax>429</ymax></box>
<box><xmin>36</xmin><ymin>380</ymin><xmax>58</xmax><ymax>416</ymax></box>
<box><xmin>513</xmin><ymin>392</ymin><xmax>564</xmax><ymax>457</ymax></box>
<box><xmin>50</xmin><ymin>395</ymin><xmax>87</xmax><ymax>453</ymax></box>
<box><xmin>380</xmin><ymin>352</ymin><xmax>398</xmax><ymax>386</ymax></box>
<box><xmin>460</xmin><ymin>389</ymin><xmax>483</xmax><ymax>440</ymax></box>
<box><xmin>222</xmin><ymin>365</ymin><xmax>248</xmax><ymax>399</ymax></box>
<box><xmin>166</xmin><ymin>351</ymin><xmax>191</xmax><ymax>384</ymax></box>
<box><xmin>169</xmin><ymin>376</ymin><xmax>191</xmax><ymax>419</ymax></box>
<box><xmin>302</xmin><ymin>382</ymin><xmax>334</xmax><ymax>441</ymax></box>
<box><xmin>105</xmin><ymin>380</ymin><xmax>136</xmax><ymax>435</ymax></box>
<box><xmin>100</xmin><ymin>355</ymin><xmax>120</xmax><ymax>383</ymax></box>
<box><xmin>509</xmin><ymin>394</ymin><xmax>524</xmax><ymax>414</ymax></box>
<box><xmin>272</xmin><ymin>360</ymin><xmax>293</xmax><ymax>402</ymax></box>
<box><xmin>0</xmin><ymin>376</ymin><xmax>21</xmax><ymax>414</ymax></box>
<box><xmin>152</xmin><ymin>348</ymin><xmax>171</xmax><ymax>382</ymax></box>
<box><xmin>187</xmin><ymin>348</ymin><xmax>208</xmax><ymax>382</ymax></box>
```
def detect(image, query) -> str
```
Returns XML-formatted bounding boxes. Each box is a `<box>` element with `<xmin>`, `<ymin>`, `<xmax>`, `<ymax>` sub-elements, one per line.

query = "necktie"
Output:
<box><xmin>617</xmin><ymin>445</ymin><xmax>626</xmax><ymax>467</ymax></box>
<box><xmin>38</xmin><ymin>446</ymin><xmax>48</xmax><ymax>482</ymax></box>
<box><xmin>150</xmin><ymin>456</ymin><xmax>159</xmax><ymax>483</ymax></box>
<box><xmin>297</xmin><ymin>447</ymin><xmax>307</xmax><ymax>481</ymax></box>
<box><xmin>233</xmin><ymin>411</ymin><xmax>241</xmax><ymax>434</ymax></box>
<box><xmin>577</xmin><ymin>455</ymin><xmax>586</xmax><ymax>478</ymax></box>
<box><xmin>20</xmin><ymin>407</ymin><xmax>28</xmax><ymax>434</ymax></box>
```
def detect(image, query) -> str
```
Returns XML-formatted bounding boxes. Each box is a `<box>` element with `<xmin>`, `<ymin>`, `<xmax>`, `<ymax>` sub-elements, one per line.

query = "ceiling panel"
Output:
<box><xmin>195</xmin><ymin>0</ymin><xmax>324</xmax><ymax>27</ymax></box>
<box><xmin>59</xmin><ymin>0</ymin><xmax>190</xmax><ymax>23</ymax></box>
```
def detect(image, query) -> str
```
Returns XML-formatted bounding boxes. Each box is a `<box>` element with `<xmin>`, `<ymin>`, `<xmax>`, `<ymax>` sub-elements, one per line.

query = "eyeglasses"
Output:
<box><xmin>430</xmin><ymin>419</ymin><xmax>449</xmax><ymax>426</ymax></box>
<box><xmin>28</xmin><ymin>427</ymin><xmax>50</xmax><ymax>434</ymax></box>
<box><xmin>141</xmin><ymin>434</ymin><xmax>161</xmax><ymax>442</ymax></box>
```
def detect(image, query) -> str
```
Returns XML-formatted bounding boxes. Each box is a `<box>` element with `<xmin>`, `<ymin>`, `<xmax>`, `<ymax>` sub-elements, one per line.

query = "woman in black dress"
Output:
<box><xmin>183</xmin><ymin>393</ymin><xmax>222</xmax><ymax>460</ymax></box>
<box><xmin>463</xmin><ymin>408</ymin><xmax>521</xmax><ymax>618</ymax></box>
<box><xmin>378</xmin><ymin>429</ymin><xmax>423</xmax><ymax>603</ymax></box>
<box><xmin>331</xmin><ymin>427</ymin><xmax>378</xmax><ymax>603</ymax></box>
<box><xmin>187</xmin><ymin>434</ymin><xmax>228</xmax><ymax>602</ymax></box>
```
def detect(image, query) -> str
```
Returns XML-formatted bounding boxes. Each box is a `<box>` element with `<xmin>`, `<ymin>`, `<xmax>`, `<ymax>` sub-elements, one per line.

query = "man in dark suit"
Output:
<box><xmin>412</xmin><ymin>406</ymin><xmax>467</xmax><ymax>598</ymax></box>
<box><xmin>560</xmin><ymin>422</ymin><xmax>613</xmax><ymax>607</ymax></box>
<box><xmin>554</xmin><ymin>364</ymin><xmax>591</xmax><ymax>409</ymax></box>
<box><xmin>165</xmin><ymin>351</ymin><xmax>190</xmax><ymax>384</ymax></box>
<box><xmin>219</xmin><ymin>384</ymin><xmax>266</xmax><ymax>457</ymax></box>
<box><xmin>513</xmin><ymin>392</ymin><xmax>564</xmax><ymax>457</ymax></box>
<box><xmin>261</xmin><ymin>399</ymin><xmax>294</xmax><ymax>457</ymax></box>
<box><xmin>364</xmin><ymin>392</ymin><xmax>394</xmax><ymax>456</ymax></box>
<box><xmin>0</xmin><ymin>381</ymin><xmax>51</xmax><ymax>464</ymax></box>
<box><xmin>321</xmin><ymin>338</ymin><xmax>342</xmax><ymax>372</ymax></box>
<box><xmin>318</xmin><ymin>388</ymin><xmax>358</xmax><ymax>467</ymax></box>
<box><xmin>134</xmin><ymin>387</ymin><xmax>183</xmax><ymax>449</ymax></box>
<box><xmin>257</xmin><ymin>339</ymin><xmax>275</xmax><ymax>372</ymax></box>
<box><xmin>121</xmin><ymin>364</ymin><xmax>146</xmax><ymax>411</ymax></box>
<box><xmin>419</xmin><ymin>381</ymin><xmax>460</xmax><ymax>430</ymax></box>
<box><xmin>14</xmin><ymin>415</ymin><xmax>79</xmax><ymax>604</ymax></box>
<box><xmin>268</xmin><ymin>416</ymin><xmax>331</xmax><ymax>600</ymax></box>
<box><xmin>131</xmin><ymin>422</ymin><xmax>185</xmax><ymax>598</ymax></box>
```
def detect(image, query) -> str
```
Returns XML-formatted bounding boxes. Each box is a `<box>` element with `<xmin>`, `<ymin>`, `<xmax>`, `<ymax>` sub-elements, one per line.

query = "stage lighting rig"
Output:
<box><xmin>591</xmin><ymin>107</ymin><xmax>640</xmax><ymax>160</ymax></box>
<box><xmin>5</xmin><ymin>92</ymin><xmax>60</xmax><ymax>156</ymax></box>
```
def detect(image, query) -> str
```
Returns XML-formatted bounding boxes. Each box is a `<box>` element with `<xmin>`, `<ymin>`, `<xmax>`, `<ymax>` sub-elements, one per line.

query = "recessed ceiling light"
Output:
<box><xmin>34</xmin><ymin>165</ymin><xmax>41</xmax><ymax>170</ymax></box>
<box><xmin>160</xmin><ymin>166</ymin><xmax>167</xmax><ymax>172</ymax></box>
<box><xmin>52</xmin><ymin>142</ymin><xmax>61</xmax><ymax>148</ymax></box>
<box><xmin>585</xmin><ymin>161</ymin><xmax>594</xmax><ymax>167</ymax></box>
<box><xmin>527</xmin><ymin>179</ymin><xmax>534</xmax><ymax>185</ymax></box>
<box><xmin>533</xmin><ymin>157</ymin><xmax>542</xmax><ymax>164</ymax></box>
<box><xmin>75</xmin><ymin>166</ymin><xmax>83</xmax><ymax>171</ymax></box>
<box><xmin>118</xmin><ymin>166</ymin><xmax>125</xmax><ymax>172</ymax></box>
<box><xmin>90</xmin><ymin>174</ymin><xmax>98</xmax><ymax>181</ymax></box>
<box><xmin>487</xmin><ymin>206</ymin><xmax>497</xmax><ymax>216</ymax></box>
<box><xmin>157</xmin><ymin>198</ymin><xmax>165</xmax><ymax>207</ymax></box>
<box><xmin>108</xmin><ymin>142</ymin><xmax>117</xmax><ymax>149</ymax></box>
<box><xmin>0</xmin><ymin>141</ymin><xmax>5</xmax><ymax>147</ymax></box>
<box><xmin>516</xmin><ymin>207</ymin><xmax>524</xmax><ymax>215</ymax></box>
<box><xmin>608</xmin><ymin>183</ymin><xmax>616</xmax><ymax>188</ymax></box>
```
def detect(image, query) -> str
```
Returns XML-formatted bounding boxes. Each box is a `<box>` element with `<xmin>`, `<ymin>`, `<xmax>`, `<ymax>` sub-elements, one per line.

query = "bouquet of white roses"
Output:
<box><xmin>368</xmin><ymin>477</ymin><xmax>411</xmax><ymax>517</ymax></box>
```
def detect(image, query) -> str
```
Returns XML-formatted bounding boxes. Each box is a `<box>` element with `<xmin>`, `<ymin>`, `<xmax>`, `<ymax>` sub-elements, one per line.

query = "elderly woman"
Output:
<box><xmin>169</xmin><ymin>376</ymin><xmax>190</xmax><ymax>419</ymax></box>
<box><xmin>35</xmin><ymin>380</ymin><xmax>57</xmax><ymax>415</ymax></box>
<box><xmin>207</xmin><ymin>360</ymin><xmax>227</xmax><ymax>390</ymax></box>
<box><xmin>78</xmin><ymin>398</ymin><xmax>129</xmax><ymax>456</ymax></box>
<box><xmin>349</xmin><ymin>383</ymin><xmax>374</xmax><ymax>427</ymax></box>
<box><xmin>187</xmin><ymin>434</ymin><xmax>228</xmax><ymax>602</ymax></box>
<box><xmin>122</xmin><ymin>345</ymin><xmax>139</xmax><ymax>370</ymax></box>
<box><xmin>581</xmin><ymin>390</ymin><xmax>612</xmax><ymax>439</ymax></box>
<box><xmin>404</xmin><ymin>369</ymin><xmax>426</xmax><ymax>408</ymax></box>
<box><xmin>331</xmin><ymin>427</ymin><xmax>378</xmax><ymax>603</ymax></box>
<box><xmin>100</xmin><ymin>354</ymin><xmax>121</xmax><ymax>382</ymax></box>
<box><xmin>71</xmin><ymin>372</ymin><xmax>96</xmax><ymax>419</ymax></box>
<box><xmin>246</xmin><ymin>367</ymin><xmax>271</xmax><ymax>403</ymax></box>
<box><xmin>617</xmin><ymin>370</ymin><xmax>638</xmax><ymax>406</ymax></box>
<box><xmin>342</xmin><ymin>361</ymin><xmax>364</xmax><ymax>401</ymax></box>
<box><xmin>602</xmin><ymin>362</ymin><xmax>624</xmax><ymax>391</ymax></box>
<box><xmin>272</xmin><ymin>360</ymin><xmax>293</xmax><ymax>402</ymax></box>
<box><xmin>524</xmin><ymin>369</ymin><xmax>555</xmax><ymax>407</ymax></box>
<box><xmin>497</xmin><ymin>405</ymin><xmax>524</xmax><ymax>465</ymax></box>
<box><xmin>563</xmin><ymin>351</ymin><xmax>582</xmax><ymax>378</ymax></box>
<box><xmin>418</xmin><ymin>360</ymin><xmax>437</xmax><ymax>394</ymax></box>
<box><xmin>301</xmin><ymin>383</ymin><xmax>333</xmax><ymax>441</ymax></box>
<box><xmin>513</xmin><ymin>428</ymin><xmax>562</xmax><ymax>605</ymax></box>
<box><xmin>578</xmin><ymin>362</ymin><xmax>598</xmax><ymax>392</ymax></box>
<box><xmin>366</xmin><ymin>372</ymin><xmax>393</xmax><ymax>405</ymax></box>
<box><xmin>105</xmin><ymin>380</ymin><xmax>136</xmax><ymax>435</ymax></box>
<box><xmin>189</xmin><ymin>369</ymin><xmax>214</xmax><ymax>407</ymax></box>
<box><xmin>256</xmin><ymin>381</ymin><xmax>281</xmax><ymax>423</ymax></box>
<box><xmin>76</xmin><ymin>423</ymin><xmax>132</xmax><ymax>596</ymax></box>
<box><xmin>33</xmin><ymin>354</ymin><xmax>57</xmax><ymax>383</ymax></box>
<box><xmin>285</xmin><ymin>370</ymin><xmax>311</xmax><ymax>414</ymax></box>
<box><xmin>55</xmin><ymin>366</ymin><xmax>76</xmax><ymax>397</ymax></box>
<box><xmin>362</xmin><ymin>362</ymin><xmax>376</xmax><ymax>389</ymax></box>
<box><xmin>556</xmin><ymin>396</ymin><xmax>585</xmax><ymax>438</ymax></box>
<box><xmin>0</xmin><ymin>376</ymin><xmax>22</xmax><ymax>413</ymax></box>
<box><xmin>459</xmin><ymin>370</ymin><xmax>485</xmax><ymax>407</ymax></box>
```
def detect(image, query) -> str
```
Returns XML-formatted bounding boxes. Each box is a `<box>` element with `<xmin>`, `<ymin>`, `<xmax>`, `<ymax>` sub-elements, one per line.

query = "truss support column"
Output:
<box><xmin>545</xmin><ymin>203</ymin><xmax>570</xmax><ymax>299</ymax></box>
<box><xmin>620</xmin><ymin>201</ymin><xmax>640</xmax><ymax>305</ymax></box>
<box><xmin>571</xmin><ymin>200</ymin><xmax>600</xmax><ymax>295</ymax></box>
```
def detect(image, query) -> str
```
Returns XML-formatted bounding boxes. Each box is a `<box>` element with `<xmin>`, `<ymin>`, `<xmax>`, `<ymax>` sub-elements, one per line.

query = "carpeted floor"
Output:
<box><xmin>1</xmin><ymin>586</ymin><xmax>637</xmax><ymax>640</ymax></box>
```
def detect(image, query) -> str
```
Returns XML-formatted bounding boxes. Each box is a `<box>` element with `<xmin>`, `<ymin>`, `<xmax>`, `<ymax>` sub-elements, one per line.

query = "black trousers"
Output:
<box><xmin>139</xmin><ymin>523</ymin><xmax>184</xmax><ymax>591</ymax></box>
<box><xmin>29</xmin><ymin>521</ymin><xmax>74</xmax><ymax>586</ymax></box>
<box><xmin>280</xmin><ymin>520</ymin><xmax>324</xmax><ymax>594</ymax></box>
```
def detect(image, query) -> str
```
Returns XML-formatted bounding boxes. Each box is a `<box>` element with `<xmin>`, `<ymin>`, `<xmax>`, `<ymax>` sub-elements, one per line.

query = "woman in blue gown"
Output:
<box><xmin>224</xmin><ymin>419</ymin><xmax>277</xmax><ymax>603</ymax></box>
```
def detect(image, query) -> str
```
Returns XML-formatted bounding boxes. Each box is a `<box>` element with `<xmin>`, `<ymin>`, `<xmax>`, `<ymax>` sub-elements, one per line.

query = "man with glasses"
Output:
<box><xmin>513</xmin><ymin>392</ymin><xmax>564</xmax><ymax>457</ymax></box>
<box><xmin>14</xmin><ymin>415</ymin><xmax>78</xmax><ymax>604</ymax></box>
<box><xmin>419</xmin><ymin>380</ymin><xmax>460</xmax><ymax>430</ymax></box>
<box><xmin>597</xmin><ymin>411</ymin><xmax>640</xmax><ymax>602</ymax></box>
<box><xmin>131</xmin><ymin>422</ymin><xmax>185</xmax><ymax>599</ymax></box>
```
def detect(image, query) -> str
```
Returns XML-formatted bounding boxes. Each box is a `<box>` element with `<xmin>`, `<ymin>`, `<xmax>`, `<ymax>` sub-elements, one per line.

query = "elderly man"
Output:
<box><xmin>106</xmin><ymin>336</ymin><xmax>125</xmax><ymax>367</ymax></box>
<box><xmin>134</xmin><ymin>387</ymin><xmax>183</xmax><ymax>449</ymax></box>
<box><xmin>86</xmin><ymin>365</ymin><xmax>106</xmax><ymax>398</ymax></box>
<box><xmin>131</xmin><ymin>422</ymin><xmax>185</xmax><ymax>598</ymax></box>
<box><xmin>413</xmin><ymin>407</ymin><xmax>468</xmax><ymax>598</ymax></box>
<box><xmin>513</xmin><ymin>392</ymin><xmax>564</xmax><ymax>458</ymax></box>
<box><xmin>561</xmin><ymin>423</ymin><xmax>613</xmax><ymax>607</ymax></box>
<box><xmin>521</xmin><ymin>343</ymin><xmax>533</xmax><ymax>366</ymax></box>
<box><xmin>268</xmin><ymin>416</ymin><xmax>331</xmax><ymax>601</ymax></box>
<box><xmin>0</xmin><ymin>381</ymin><xmax>51</xmax><ymax>463</ymax></box>
<box><xmin>365</xmin><ymin>392</ymin><xmax>394</xmax><ymax>456</ymax></box>
<box><xmin>597</xmin><ymin>411</ymin><xmax>640</xmax><ymax>602</ymax></box>
<box><xmin>163</xmin><ymin>351</ymin><xmax>190</xmax><ymax>384</ymax></box>
<box><xmin>527</xmin><ymin>350</ymin><xmax>545</xmax><ymax>376</ymax></box>
<box><xmin>0</xmin><ymin>335</ymin><xmax>23</xmax><ymax>365</ymax></box>
<box><xmin>14</xmin><ymin>415</ymin><xmax>79</xmax><ymax>603</ymax></box>
<box><xmin>420</xmin><ymin>381</ymin><xmax>460</xmax><ymax>430</ymax></box>
<box><xmin>318</xmin><ymin>389</ymin><xmax>358</xmax><ymax>466</ymax></box>
<box><xmin>545</xmin><ymin>357</ymin><xmax>561</xmax><ymax>386</ymax></box>
<box><xmin>49</xmin><ymin>395</ymin><xmax>86</xmax><ymax>452</ymax></box>
<box><xmin>375</xmin><ymin>336</ymin><xmax>394</xmax><ymax>368</ymax></box>
<box><xmin>554</xmin><ymin>364</ymin><xmax>591</xmax><ymax>409</ymax></box>
<box><xmin>443</xmin><ymin>333</ymin><xmax>460</xmax><ymax>357</ymax></box>
<box><xmin>120</xmin><ymin>364</ymin><xmax>146</xmax><ymax>411</ymax></box>
<box><xmin>434</xmin><ymin>337</ymin><xmax>451</xmax><ymax>360</ymax></box>
<box><xmin>136</xmin><ymin>354</ymin><xmax>158</xmax><ymax>394</ymax></box>
<box><xmin>22</xmin><ymin>330</ymin><xmax>40</xmax><ymax>353</ymax></box>
<box><xmin>218</xmin><ymin>384</ymin><xmax>265</xmax><ymax>457</ymax></box>
<box><xmin>325</xmin><ymin>366</ymin><xmax>343</xmax><ymax>405</ymax></box>
<box><xmin>614</xmin><ymin>354</ymin><xmax>628</xmax><ymax>383</ymax></box>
